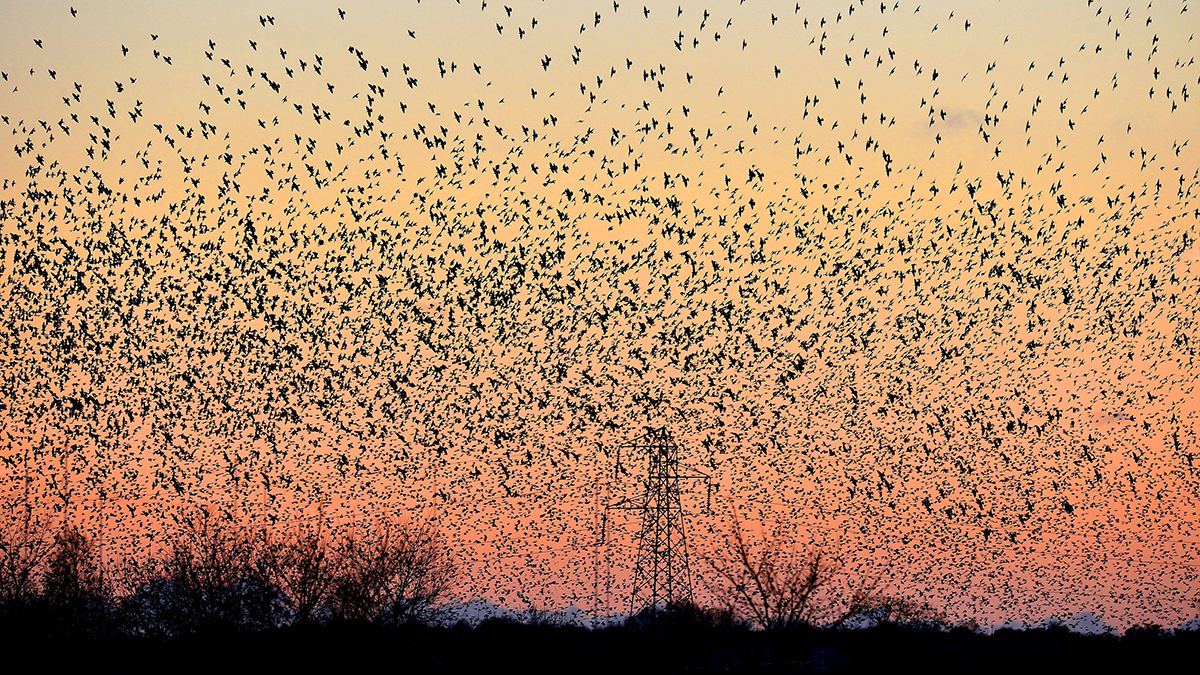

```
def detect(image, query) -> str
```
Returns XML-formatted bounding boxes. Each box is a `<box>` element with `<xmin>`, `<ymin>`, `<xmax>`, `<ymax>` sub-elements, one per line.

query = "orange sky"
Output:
<box><xmin>2</xmin><ymin>0</ymin><xmax>1200</xmax><ymax>629</ymax></box>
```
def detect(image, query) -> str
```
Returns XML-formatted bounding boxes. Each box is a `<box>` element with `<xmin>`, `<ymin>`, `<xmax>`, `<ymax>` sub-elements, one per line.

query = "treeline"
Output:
<box><xmin>0</xmin><ymin>501</ymin><xmax>950</xmax><ymax>640</ymax></box>
<box><xmin>0</xmin><ymin>506</ymin><xmax>455</xmax><ymax>638</ymax></box>
<box><xmin>3</xmin><ymin>502</ymin><xmax>1195</xmax><ymax>657</ymax></box>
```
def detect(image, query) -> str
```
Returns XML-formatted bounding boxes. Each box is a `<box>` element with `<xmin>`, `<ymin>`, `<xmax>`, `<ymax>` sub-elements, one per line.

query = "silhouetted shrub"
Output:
<box><xmin>834</xmin><ymin>591</ymin><xmax>950</xmax><ymax>631</ymax></box>
<box><xmin>1124</xmin><ymin>622</ymin><xmax>1168</xmax><ymax>640</ymax></box>
<box><xmin>624</xmin><ymin>600</ymin><xmax>741</xmax><ymax>631</ymax></box>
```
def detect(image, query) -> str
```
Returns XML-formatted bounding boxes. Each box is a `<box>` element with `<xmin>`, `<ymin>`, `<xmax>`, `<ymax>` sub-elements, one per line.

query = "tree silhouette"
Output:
<box><xmin>704</xmin><ymin>511</ymin><xmax>838</xmax><ymax>630</ymax></box>
<box><xmin>42</xmin><ymin>527</ymin><xmax>111</xmax><ymax>634</ymax></box>
<box><xmin>0</xmin><ymin>496</ymin><xmax>53</xmax><ymax>610</ymax></box>
<box><xmin>264</xmin><ymin>520</ymin><xmax>337</xmax><ymax>625</ymax></box>
<box><xmin>327</xmin><ymin>518</ymin><xmax>456</xmax><ymax>626</ymax></box>
<box><xmin>122</xmin><ymin>507</ymin><xmax>286</xmax><ymax>636</ymax></box>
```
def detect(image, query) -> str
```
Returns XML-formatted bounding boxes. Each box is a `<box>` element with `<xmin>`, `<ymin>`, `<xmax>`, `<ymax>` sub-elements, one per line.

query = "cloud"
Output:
<box><xmin>939</xmin><ymin>109</ymin><xmax>982</xmax><ymax>132</ymax></box>
<box><xmin>1094</xmin><ymin>411</ymin><xmax>1133</xmax><ymax>425</ymax></box>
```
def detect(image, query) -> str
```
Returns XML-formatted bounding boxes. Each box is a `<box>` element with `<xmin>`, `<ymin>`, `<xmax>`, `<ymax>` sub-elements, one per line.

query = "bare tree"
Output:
<box><xmin>328</xmin><ymin>518</ymin><xmax>456</xmax><ymax>626</ymax></box>
<box><xmin>264</xmin><ymin>520</ymin><xmax>337</xmax><ymax>625</ymax></box>
<box><xmin>43</xmin><ymin>528</ymin><xmax>105</xmax><ymax>600</ymax></box>
<box><xmin>41</xmin><ymin>526</ymin><xmax>112</xmax><ymax>632</ymax></box>
<box><xmin>123</xmin><ymin>506</ymin><xmax>285</xmax><ymax>635</ymax></box>
<box><xmin>704</xmin><ymin>511</ymin><xmax>839</xmax><ymax>630</ymax></box>
<box><xmin>704</xmin><ymin>510</ymin><xmax>947</xmax><ymax>632</ymax></box>
<box><xmin>0</xmin><ymin>497</ymin><xmax>53</xmax><ymax>608</ymax></box>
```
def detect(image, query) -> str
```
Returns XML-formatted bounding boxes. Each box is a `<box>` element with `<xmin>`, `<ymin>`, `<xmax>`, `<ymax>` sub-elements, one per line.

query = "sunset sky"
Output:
<box><xmin>2</xmin><ymin>0</ymin><xmax>1199</xmax><ymax>629</ymax></box>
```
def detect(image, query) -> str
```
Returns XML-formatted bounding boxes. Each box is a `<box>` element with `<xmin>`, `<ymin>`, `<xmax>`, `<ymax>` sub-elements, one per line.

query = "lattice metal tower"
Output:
<box><xmin>614</xmin><ymin>427</ymin><xmax>706</xmax><ymax>616</ymax></box>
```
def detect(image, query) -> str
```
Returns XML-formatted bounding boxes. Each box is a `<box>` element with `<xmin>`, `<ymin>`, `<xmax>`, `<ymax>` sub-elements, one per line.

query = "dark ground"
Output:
<box><xmin>2</xmin><ymin>620</ymin><xmax>1193</xmax><ymax>673</ymax></box>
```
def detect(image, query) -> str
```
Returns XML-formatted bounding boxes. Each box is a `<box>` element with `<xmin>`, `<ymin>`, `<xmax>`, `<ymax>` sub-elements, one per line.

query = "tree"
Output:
<box><xmin>327</xmin><ymin>518</ymin><xmax>456</xmax><ymax>626</ymax></box>
<box><xmin>123</xmin><ymin>506</ymin><xmax>285</xmax><ymax>635</ymax></box>
<box><xmin>704</xmin><ymin>508</ymin><xmax>950</xmax><ymax>632</ymax></box>
<box><xmin>264</xmin><ymin>520</ymin><xmax>337</xmax><ymax>625</ymax></box>
<box><xmin>0</xmin><ymin>497</ymin><xmax>53</xmax><ymax>610</ymax></box>
<box><xmin>41</xmin><ymin>527</ymin><xmax>112</xmax><ymax>633</ymax></box>
<box><xmin>704</xmin><ymin>511</ymin><xmax>838</xmax><ymax>630</ymax></box>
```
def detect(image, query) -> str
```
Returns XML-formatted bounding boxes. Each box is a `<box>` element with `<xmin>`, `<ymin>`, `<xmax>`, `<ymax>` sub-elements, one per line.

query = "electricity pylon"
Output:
<box><xmin>609</xmin><ymin>426</ymin><xmax>708</xmax><ymax>617</ymax></box>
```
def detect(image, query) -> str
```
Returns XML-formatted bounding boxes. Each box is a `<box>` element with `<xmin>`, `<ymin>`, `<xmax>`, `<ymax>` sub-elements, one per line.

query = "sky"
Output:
<box><xmin>1</xmin><ymin>0</ymin><xmax>1200</xmax><ymax>629</ymax></box>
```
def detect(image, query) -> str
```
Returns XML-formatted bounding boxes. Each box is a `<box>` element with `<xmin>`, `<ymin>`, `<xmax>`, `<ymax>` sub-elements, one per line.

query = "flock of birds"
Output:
<box><xmin>1</xmin><ymin>0</ymin><xmax>1199</xmax><ymax>629</ymax></box>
